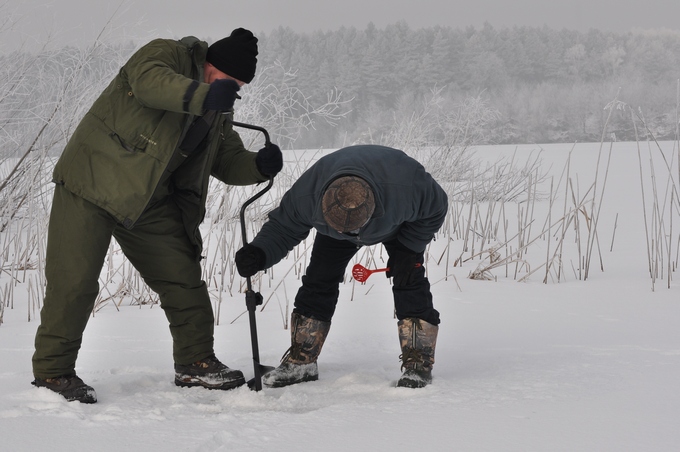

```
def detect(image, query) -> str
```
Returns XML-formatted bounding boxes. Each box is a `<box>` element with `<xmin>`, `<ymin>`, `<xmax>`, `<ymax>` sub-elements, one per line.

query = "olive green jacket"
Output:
<box><xmin>53</xmin><ymin>36</ymin><xmax>266</xmax><ymax>248</ymax></box>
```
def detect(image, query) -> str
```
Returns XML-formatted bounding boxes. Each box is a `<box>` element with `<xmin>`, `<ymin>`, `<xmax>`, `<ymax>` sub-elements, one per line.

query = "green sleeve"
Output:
<box><xmin>122</xmin><ymin>39</ymin><xmax>209</xmax><ymax>115</ymax></box>
<box><xmin>211</xmin><ymin>120</ymin><xmax>267</xmax><ymax>185</ymax></box>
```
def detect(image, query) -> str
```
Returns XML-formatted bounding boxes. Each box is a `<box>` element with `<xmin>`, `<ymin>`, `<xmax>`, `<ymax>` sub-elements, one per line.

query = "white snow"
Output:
<box><xmin>1</xmin><ymin>142</ymin><xmax>679</xmax><ymax>452</ymax></box>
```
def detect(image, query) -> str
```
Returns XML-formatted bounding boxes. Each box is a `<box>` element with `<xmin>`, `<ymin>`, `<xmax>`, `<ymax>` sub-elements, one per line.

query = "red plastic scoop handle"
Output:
<box><xmin>351</xmin><ymin>264</ymin><xmax>388</xmax><ymax>282</ymax></box>
<box><xmin>351</xmin><ymin>263</ymin><xmax>422</xmax><ymax>282</ymax></box>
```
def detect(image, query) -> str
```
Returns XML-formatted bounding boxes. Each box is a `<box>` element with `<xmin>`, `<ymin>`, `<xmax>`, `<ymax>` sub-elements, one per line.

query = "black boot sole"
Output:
<box><xmin>264</xmin><ymin>373</ymin><xmax>318</xmax><ymax>388</ymax></box>
<box><xmin>174</xmin><ymin>376</ymin><xmax>246</xmax><ymax>390</ymax></box>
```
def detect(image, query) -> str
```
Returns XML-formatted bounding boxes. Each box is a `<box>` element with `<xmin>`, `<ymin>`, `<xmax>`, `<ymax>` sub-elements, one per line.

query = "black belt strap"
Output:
<box><xmin>182</xmin><ymin>80</ymin><xmax>200</xmax><ymax>112</ymax></box>
<box><xmin>178</xmin><ymin>110</ymin><xmax>216</xmax><ymax>156</ymax></box>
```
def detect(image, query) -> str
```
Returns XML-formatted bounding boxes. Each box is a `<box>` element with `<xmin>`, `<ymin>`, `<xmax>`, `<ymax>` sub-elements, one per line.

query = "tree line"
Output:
<box><xmin>3</xmin><ymin>22</ymin><xmax>679</xmax><ymax>155</ymax></box>
<box><xmin>254</xmin><ymin>22</ymin><xmax>680</xmax><ymax>147</ymax></box>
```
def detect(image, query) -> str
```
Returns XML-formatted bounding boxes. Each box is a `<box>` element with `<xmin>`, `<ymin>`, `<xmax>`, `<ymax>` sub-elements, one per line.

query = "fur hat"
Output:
<box><xmin>322</xmin><ymin>176</ymin><xmax>375</xmax><ymax>232</ymax></box>
<box><xmin>206</xmin><ymin>28</ymin><xmax>258</xmax><ymax>83</ymax></box>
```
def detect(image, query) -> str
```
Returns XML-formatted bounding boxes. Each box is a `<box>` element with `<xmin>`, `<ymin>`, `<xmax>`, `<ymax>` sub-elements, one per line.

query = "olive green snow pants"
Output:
<box><xmin>32</xmin><ymin>184</ymin><xmax>214</xmax><ymax>378</ymax></box>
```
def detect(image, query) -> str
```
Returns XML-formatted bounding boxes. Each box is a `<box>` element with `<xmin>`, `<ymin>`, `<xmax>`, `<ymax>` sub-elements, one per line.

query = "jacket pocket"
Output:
<box><xmin>90</xmin><ymin>78</ymin><xmax>167</xmax><ymax>157</ymax></box>
<box><xmin>110</xmin><ymin>131</ymin><xmax>145</xmax><ymax>153</ymax></box>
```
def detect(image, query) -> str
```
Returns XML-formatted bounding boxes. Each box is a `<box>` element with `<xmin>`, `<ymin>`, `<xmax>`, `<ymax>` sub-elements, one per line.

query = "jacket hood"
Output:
<box><xmin>179</xmin><ymin>36</ymin><xmax>208</xmax><ymax>80</ymax></box>
<box><xmin>311</xmin><ymin>152</ymin><xmax>387</xmax><ymax>229</ymax></box>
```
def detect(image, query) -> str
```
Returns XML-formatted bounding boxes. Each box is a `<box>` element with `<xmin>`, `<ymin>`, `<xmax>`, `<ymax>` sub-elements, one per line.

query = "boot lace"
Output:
<box><xmin>399</xmin><ymin>347</ymin><xmax>424</xmax><ymax>371</ymax></box>
<box><xmin>191</xmin><ymin>355</ymin><xmax>222</xmax><ymax>370</ymax></box>
<box><xmin>280</xmin><ymin>342</ymin><xmax>303</xmax><ymax>363</ymax></box>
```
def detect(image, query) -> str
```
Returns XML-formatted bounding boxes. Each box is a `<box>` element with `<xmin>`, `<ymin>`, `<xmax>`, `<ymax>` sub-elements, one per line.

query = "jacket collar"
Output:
<box><xmin>179</xmin><ymin>36</ymin><xmax>208</xmax><ymax>80</ymax></box>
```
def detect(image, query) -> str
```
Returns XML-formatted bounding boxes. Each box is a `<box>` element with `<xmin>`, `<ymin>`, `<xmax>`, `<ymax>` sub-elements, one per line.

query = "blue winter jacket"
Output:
<box><xmin>251</xmin><ymin>145</ymin><xmax>449</xmax><ymax>268</ymax></box>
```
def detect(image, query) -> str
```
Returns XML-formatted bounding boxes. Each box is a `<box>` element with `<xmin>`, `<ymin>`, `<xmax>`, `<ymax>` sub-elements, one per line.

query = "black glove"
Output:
<box><xmin>255</xmin><ymin>143</ymin><xmax>283</xmax><ymax>177</ymax></box>
<box><xmin>203</xmin><ymin>79</ymin><xmax>240</xmax><ymax>111</ymax></box>
<box><xmin>235</xmin><ymin>244</ymin><xmax>266</xmax><ymax>277</ymax></box>
<box><xmin>386</xmin><ymin>242</ymin><xmax>421</xmax><ymax>287</ymax></box>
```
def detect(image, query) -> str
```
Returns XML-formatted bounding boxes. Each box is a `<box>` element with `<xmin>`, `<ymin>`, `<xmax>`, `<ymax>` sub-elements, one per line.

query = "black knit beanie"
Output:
<box><xmin>207</xmin><ymin>28</ymin><xmax>258</xmax><ymax>83</ymax></box>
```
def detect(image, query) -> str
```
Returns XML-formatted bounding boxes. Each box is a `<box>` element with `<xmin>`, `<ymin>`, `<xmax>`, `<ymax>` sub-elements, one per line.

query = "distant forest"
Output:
<box><xmin>254</xmin><ymin>22</ymin><xmax>680</xmax><ymax>147</ymax></box>
<box><xmin>3</xmin><ymin>22</ymin><xmax>680</xmax><ymax>153</ymax></box>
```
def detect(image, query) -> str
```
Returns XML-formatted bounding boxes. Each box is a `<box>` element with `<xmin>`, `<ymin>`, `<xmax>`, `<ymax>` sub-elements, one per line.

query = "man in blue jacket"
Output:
<box><xmin>235</xmin><ymin>145</ymin><xmax>448</xmax><ymax>388</ymax></box>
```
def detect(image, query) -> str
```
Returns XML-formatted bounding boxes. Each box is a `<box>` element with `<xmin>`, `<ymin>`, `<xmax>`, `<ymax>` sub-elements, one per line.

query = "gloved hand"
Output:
<box><xmin>203</xmin><ymin>79</ymin><xmax>240</xmax><ymax>111</ymax></box>
<box><xmin>255</xmin><ymin>143</ymin><xmax>283</xmax><ymax>177</ymax></box>
<box><xmin>386</xmin><ymin>242</ymin><xmax>421</xmax><ymax>287</ymax></box>
<box><xmin>235</xmin><ymin>244</ymin><xmax>266</xmax><ymax>277</ymax></box>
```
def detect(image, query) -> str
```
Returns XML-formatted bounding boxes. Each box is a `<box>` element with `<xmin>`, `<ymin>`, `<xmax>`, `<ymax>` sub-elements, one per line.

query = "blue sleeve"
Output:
<box><xmin>250</xmin><ymin>189</ymin><xmax>314</xmax><ymax>268</ymax></box>
<box><xmin>397</xmin><ymin>169</ymin><xmax>448</xmax><ymax>253</ymax></box>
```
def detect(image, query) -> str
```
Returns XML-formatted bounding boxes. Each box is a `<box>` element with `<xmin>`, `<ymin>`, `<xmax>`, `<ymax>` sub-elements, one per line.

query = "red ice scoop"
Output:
<box><xmin>351</xmin><ymin>263</ymin><xmax>421</xmax><ymax>282</ymax></box>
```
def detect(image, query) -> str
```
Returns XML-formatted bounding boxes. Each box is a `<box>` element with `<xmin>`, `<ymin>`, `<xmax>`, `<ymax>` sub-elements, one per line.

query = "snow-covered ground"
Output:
<box><xmin>1</xmin><ymin>142</ymin><xmax>679</xmax><ymax>451</ymax></box>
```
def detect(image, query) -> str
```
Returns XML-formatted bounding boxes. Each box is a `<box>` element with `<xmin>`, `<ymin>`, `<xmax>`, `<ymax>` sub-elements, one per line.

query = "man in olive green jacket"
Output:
<box><xmin>32</xmin><ymin>28</ymin><xmax>283</xmax><ymax>403</ymax></box>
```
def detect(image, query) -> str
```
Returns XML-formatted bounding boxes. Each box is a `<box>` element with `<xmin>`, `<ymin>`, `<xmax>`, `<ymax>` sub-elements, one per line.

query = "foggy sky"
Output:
<box><xmin>8</xmin><ymin>0</ymin><xmax>680</xmax><ymax>51</ymax></box>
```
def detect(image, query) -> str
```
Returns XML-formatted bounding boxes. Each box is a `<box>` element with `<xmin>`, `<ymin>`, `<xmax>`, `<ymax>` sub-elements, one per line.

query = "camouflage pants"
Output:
<box><xmin>33</xmin><ymin>185</ymin><xmax>214</xmax><ymax>378</ymax></box>
<box><xmin>294</xmin><ymin>233</ymin><xmax>440</xmax><ymax>325</ymax></box>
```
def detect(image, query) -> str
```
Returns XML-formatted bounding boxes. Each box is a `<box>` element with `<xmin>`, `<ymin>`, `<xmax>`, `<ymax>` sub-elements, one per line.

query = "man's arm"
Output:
<box><xmin>211</xmin><ymin>117</ymin><xmax>266</xmax><ymax>186</ymax></box>
<box><xmin>249</xmin><ymin>189</ymin><xmax>315</xmax><ymax>269</ymax></box>
<box><xmin>396</xmin><ymin>167</ymin><xmax>449</xmax><ymax>252</ymax></box>
<box><xmin>122</xmin><ymin>39</ymin><xmax>210</xmax><ymax>115</ymax></box>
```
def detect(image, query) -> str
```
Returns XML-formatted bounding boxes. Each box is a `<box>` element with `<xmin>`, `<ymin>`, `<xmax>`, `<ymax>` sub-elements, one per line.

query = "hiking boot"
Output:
<box><xmin>174</xmin><ymin>355</ymin><xmax>245</xmax><ymax>390</ymax></box>
<box><xmin>32</xmin><ymin>375</ymin><xmax>97</xmax><ymax>403</ymax></box>
<box><xmin>397</xmin><ymin>318</ymin><xmax>438</xmax><ymax>388</ymax></box>
<box><xmin>262</xmin><ymin>313</ymin><xmax>331</xmax><ymax>388</ymax></box>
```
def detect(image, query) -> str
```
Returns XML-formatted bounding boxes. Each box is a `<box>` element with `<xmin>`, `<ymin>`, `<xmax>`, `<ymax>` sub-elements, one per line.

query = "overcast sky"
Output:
<box><xmin>8</xmin><ymin>0</ymin><xmax>680</xmax><ymax>50</ymax></box>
